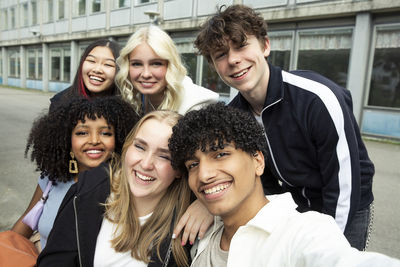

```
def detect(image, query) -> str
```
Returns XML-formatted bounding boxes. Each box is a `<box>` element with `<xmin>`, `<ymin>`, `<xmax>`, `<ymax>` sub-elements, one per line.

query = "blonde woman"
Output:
<box><xmin>115</xmin><ymin>25</ymin><xmax>219</xmax><ymax>115</ymax></box>
<box><xmin>38</xmin><ymin>111</ymin><xmax>199</xmax><ymax>266</ymax></box>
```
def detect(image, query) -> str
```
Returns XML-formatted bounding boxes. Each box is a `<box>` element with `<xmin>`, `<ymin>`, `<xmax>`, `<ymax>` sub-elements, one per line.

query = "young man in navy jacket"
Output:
<box><xmin>194</xmin><ymin>4</ymin><xmax>375</xmax><ymax>250</ymax></box>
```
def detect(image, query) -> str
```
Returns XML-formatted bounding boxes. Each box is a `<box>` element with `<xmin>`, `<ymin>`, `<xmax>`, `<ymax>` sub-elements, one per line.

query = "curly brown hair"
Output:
<box><xmin>169</xmin><ymin>102</ymin><xmax>267</xmax><ymax>175</ymax></box>
<box><xmin>194</xmin><ymin>4</ymin><xmax>268</xmax><ymax>63</ymax></box>
<box><xmin>25</xmin><ymin>96</ymin><xmax>140</xmax><ymax>183</ymax></box>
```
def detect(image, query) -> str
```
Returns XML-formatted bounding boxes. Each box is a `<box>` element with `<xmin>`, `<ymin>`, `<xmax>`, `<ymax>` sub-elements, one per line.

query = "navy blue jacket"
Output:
<box><xmin>229</xmin><ymin>64</ymin><xmax>374</xmax><ymax>232</ymax></box>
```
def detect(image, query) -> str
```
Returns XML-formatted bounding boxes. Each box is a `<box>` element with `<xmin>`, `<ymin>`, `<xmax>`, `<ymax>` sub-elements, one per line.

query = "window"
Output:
<box><xmin>75</xmin><ymin>0</ymin><xmax>86</xmax><ymax>16</ymax></box>
<box><xmin>22</xmin><ymin>3</ymin><xmax>29</xmax><ymax>27</ymax></box>
<box><xmin>0</xmin><ymin>53</ymin><xmax>2</xmax><ymax>78</ymax></box>
<box><xmin>367</xmin><ymin>26</ymin><xmax>400</xmax><ymax>109</ymax></box>
<box><xmin>202</xmin><ymin>58</ymin><xmax>230</xmax><ymax>96</ymax></box>
<box><xmin>174</xmin><ymin>37</ymin><xmax>228</xmax><ymax>96</ymax></box>
<box><xmin>51</xmin><ymin>49</ymin><xmax>61</xmax><ymax>80</ymax></box>
<box><xmin>297</xmin><ymin>29</ymin><xmax>352</xmax><ymax>88</ymax></box>
<box><xmin>38</xmin><ymin>51</ymin><xmax>43</xmax><ymax>79</ymax></box>
<box><xmin>1</xmin><ymin>9</ymin><xmax>7</xmax><ymax>30</ymax></box>
<box><xmin>181</xmin><ymin>53</ymin><xmax>197</xmax><ymax>82</ymax></box>
<box><xmin>45</xmin><ymin>0</ymin><xmax>54</xmax><ymax>23</ymax></box>
<box><xmin>63</xmin><ymin>50</ymin><xmax>71</xmax><ymax>82</ymax></box>
<box><xmin>27</xmin><ymin>50</ymin><xmax>36</xmax><ymax>79</ymax></box>
<box><xmin>137</xmin><ymin>0</ymin><xmax>156</xmax><ymax>4</ymax></box>
<box><xmin>50</xmin><ymin>47</ymin><xmax>71</xmax><ymax>82</ymax></box>
<box><xmin>59</xmin><ymin>0</ymin><xmax>65</xmax><ymax>19</ymax></box>
<box><xmin>10</xmin><ymin>7</ymin><xmax>16</xmax><ymax>29</ymax></box>
<box><xmin>117</xmin><ymin>0</ymin><xmax>130</xmax><ymax>8</ymax></box>
<box><xmin>268</xmin><ymin>32</ymin><xmax>293</xmax><ymax>71</ymax></box>
<box><xmin>91</xmin><ymin>0</ymin><xmax>102</xmax><ymax>13</ymax></box>
<box><xmin>9</xmin><ymin>49</ymin><xmax>20</xmax><ymax>78</ymax></box>
<box><xmin>31</xmin><ymin>0</ymin><xmax>37</xmax><ymax>25</ymax></box>
<box><xmin>26</xmin><ymin>48</ymin><xmax>42</xmax><ymax>80</ymax></box>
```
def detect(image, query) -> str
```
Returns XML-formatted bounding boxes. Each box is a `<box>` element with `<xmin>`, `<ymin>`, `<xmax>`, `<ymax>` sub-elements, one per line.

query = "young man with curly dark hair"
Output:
<box><xmin>168</xmin><ymin>103</ymin><xmax>399</xmax><ymax>267</ymax></box>
<box><xmin>194</xmin><ymin>4</ymin><xmax>375</xmax><ymax>250</ymax></box>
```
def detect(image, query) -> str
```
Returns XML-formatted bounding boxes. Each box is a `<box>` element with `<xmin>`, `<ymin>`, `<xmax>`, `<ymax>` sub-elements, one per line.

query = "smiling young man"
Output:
<box><xmin>194</xmin><ymin>4</ymin><xmax>375</xmax><ymax>250</ymax></box>
<box><xmin>168</xmin><ymin>103</ymin><xmax>399</xmax><ymax>267</ymax></box>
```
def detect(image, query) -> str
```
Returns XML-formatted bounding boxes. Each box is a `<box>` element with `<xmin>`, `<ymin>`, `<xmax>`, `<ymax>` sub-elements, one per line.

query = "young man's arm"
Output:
<box><xmin>308</xmin><ymin>94</ymin><xmax>361</xmax><ymax>233</ymax></box>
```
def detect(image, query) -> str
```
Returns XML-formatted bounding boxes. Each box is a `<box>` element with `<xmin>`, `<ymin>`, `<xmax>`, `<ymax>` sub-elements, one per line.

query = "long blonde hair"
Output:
<box><xmin>105</xmin><ymin>110</ymin><xmax>190</xmax><ymax>266</ymax></box>
<box><xmin>116</xmin><ymin>25</ymin><xmax>187</xmax><ymax>114</ymax></box>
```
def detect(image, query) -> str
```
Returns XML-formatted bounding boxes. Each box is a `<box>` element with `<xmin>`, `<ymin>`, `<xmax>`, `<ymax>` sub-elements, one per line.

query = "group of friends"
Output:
<box><xmin>9</xmin><ymin>4</ymin><xmax>400</xmax><ymax>267</ymax></box>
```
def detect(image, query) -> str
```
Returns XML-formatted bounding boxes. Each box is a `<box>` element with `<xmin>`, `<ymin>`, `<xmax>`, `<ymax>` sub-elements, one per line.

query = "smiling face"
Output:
<box><xmin>81</xmin><ymin>46</ymin><xmax>117</xmax><ymax>96</ymax></box>
<box><xmin>185</xmin><ymin>143</ymin><xmax>265</xmax><ymax>221</ymax></box>
<box><xmin>128</xmin><ymin>43</ymin><xmax>168</xmax><ymax>108</ymax></box>
<box><xmin>71</xmin><ymin>116</ymin><xmax>115</xmax><ymax>173</ymax></box>
<box><xmin>124</xmin><ymin>118</ymin><xmax>179</xmax><ymax>214</ymax></box>
<box><xmin>211</xmin><ymin>35</ymin><xmax>270</xmax><ymax>97</ymax></box>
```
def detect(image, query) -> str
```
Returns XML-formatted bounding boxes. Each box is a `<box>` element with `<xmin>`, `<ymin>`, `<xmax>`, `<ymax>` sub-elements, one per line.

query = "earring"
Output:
<box><xmin>69</xmin><ymin>152</ymin><xmax>79</xmax><ymax>174</ymax></box>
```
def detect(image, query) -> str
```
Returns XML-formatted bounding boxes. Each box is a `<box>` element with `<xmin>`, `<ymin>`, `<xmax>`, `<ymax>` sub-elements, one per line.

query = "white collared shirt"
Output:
<box><xmin>192</xmin><ymin>193</ymin><xmax>400</xmax><ymax>267</ymax></box>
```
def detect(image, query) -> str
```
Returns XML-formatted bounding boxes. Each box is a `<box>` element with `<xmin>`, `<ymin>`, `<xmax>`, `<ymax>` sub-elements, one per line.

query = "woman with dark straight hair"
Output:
<box><xmin>49</xmin><ymin>39</ymin><xmax>121</xmax><ymax>111</ymax></box>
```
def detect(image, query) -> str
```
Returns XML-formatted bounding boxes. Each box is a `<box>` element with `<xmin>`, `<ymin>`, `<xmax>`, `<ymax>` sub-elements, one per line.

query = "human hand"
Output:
<box><xmin>172</xmin><ymin>199</ymin><xmax>213</xmax><ymax>246</ymax></box>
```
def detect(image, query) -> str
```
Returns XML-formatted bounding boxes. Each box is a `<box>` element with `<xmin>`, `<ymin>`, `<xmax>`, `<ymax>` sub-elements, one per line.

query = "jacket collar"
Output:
<box><xmin>235</xmin><ymin>63</ymin><xmax>285</xmax><ymax>111</ymax></box>
<box><xmin>263</xmin><ymin>64</ymin><xmax>285</xmax><ymax>109</ymax></box>
<box><xmin>76</xmin><ymin>161</ymin><xmax>110</xmax><ymax>194</ymax></box>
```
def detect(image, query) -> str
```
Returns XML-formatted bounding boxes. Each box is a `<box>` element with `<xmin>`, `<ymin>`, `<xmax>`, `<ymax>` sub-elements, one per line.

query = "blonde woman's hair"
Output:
<box><xmin>116</xmin><ymin>25</ymin><xmax>187</xmax><ymax>114</ymax></box>
<box><xmin>105</xmin><ymin>110</ymin><xmax>190</xmax><ymax>267</ymax></box>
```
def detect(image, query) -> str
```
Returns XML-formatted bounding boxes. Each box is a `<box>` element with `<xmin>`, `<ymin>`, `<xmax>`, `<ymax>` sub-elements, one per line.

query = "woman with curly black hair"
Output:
<box><xmin>11</xmin><ymin>96</ymin><xmax>140</xmax><ymax>250</ymax></box>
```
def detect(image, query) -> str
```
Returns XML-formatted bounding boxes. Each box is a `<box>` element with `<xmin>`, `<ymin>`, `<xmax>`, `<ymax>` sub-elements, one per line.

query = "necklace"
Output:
<box><xmin>250</xmin><ymin>104</ymin><xmax>262</xmax><ymax>116</ymax></box>
<box><xmin>141</xmin><ymin>95</ymin><xmax>157</xmax><ymax>114</ymax></box>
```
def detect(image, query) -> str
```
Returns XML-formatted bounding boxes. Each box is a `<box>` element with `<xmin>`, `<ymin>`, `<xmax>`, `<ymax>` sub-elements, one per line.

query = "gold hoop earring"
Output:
<box><xmin>69</xmin><ymin>152</ymin><xmax>79</xmax><ymax>174</ymax></box>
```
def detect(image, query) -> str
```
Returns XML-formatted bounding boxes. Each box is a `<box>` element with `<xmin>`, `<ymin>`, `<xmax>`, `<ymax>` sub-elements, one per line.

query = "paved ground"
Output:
<box><xmin>0</xmin><ymin>86</ymin><xmax>399</xmax><ymax>258</ymax></box>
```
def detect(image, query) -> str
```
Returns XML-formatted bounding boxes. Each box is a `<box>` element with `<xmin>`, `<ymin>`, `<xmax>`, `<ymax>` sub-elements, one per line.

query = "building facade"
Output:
<box><xmin>0</xmin><ymin>0</ymin><xmax>399</xmax><ymax>139</ymax></box>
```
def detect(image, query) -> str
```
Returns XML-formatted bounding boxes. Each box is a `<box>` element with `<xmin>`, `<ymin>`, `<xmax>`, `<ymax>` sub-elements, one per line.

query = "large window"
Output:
<box><xmin>137</xmin><ymin>0</ymin><xmax>156</xmax><ymax>4</ymax></box>
<box><xmin>367</xmin><ymin>26</ymin><xmax>400</xmax><ymax>109</ymax></box>
<box><xmin>174</xmin><ymin>39</ymin><xmax>200</xmax><ymax>86</ymax></box>
<box><xmin>45</xmin><ymin>0</ymin><xmax>54</xmax><ymax>23</ymax></box>
<box><xmin>10</xmin><ymin>7</ymin><xmax>16</xmax><ymax>29</ymax></box>
<box><xmin>75</xmin><ymin>0</ymin><xmax>86</xmax><ymax>16</ymax></box>
<box><xmin>22</xmin><ymin>3</ymin><xmax>29</xmax><ymax>27</ymax></box>
<box><xmin>51</xmin><ymin>50</ymin><xmax>61</xmax><ymax>80</ymax></box>
<box><xmin>63</xmin><ymin>50</ymin><xmax>71</xmax><ymax>81</ymax></box>
<box><xmin>50</xmin><ymin>47</ymin><xmax>71</xmax><ymax>82</ymax></box>
<box><xmin>27</xmin><ymin>50</ymin><xmax>36</xmax><ymax>79</ymax></box>
<box><xmin>91</xmin><ymin>0</ymin><xmax>103</xmax><ymax>13</ymax></box>
<box><xmin>268</xmin><ymin>32</ymin><xmax>293</xmax><ymax>71</ymax></box>
<box><xmin>116</xmin><ymin>0</ymin><xmax>130</xmax><ymax>8</ymax></box>
<box><xmin>297</xmin><ymin>29</ymin><xmax>352</xmax><ymax>88</ymax></box>
<box><xmin>58</xmin><ymin>0</ymin><xmax>65</xmax><ymax>19</ymax></box>
<box><xmin>26</xmin><ymin>48</ymin><xmax>42</xmax><ymax>80</ymax></box>
<box><xmin>31</xmin><ymin>0</ymin><xmax>37</xmax><ymax>25</ymax></box>
<box><xmin>181</xmin><ymin>53</ymin><xmax>197</xmax><ymax>82</ymax></box>
<box><xmin>0</xmin><ymin>53</ymin><xmax>3</xmax><ymax>78</ymax></box>
<box><xmin>201</xmin><ymin>59</ymin><xmax>230</xmax><ymax>96</ymax></box>
<box><xmin>1</xmin><ymin>9</ymin><xmax>7</xmax><ymax>30</ymax></box>
<box><xmin>9</xmin><ymin>49</ymin><xmax>20</xmax><ymax>78</ymax></box>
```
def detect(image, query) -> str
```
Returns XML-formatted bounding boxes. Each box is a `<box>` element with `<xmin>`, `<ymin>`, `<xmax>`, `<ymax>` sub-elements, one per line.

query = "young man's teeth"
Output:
<box><xmin>233</xmin><ymin>69</ymin><xmax>248</xmax><ymax>78</ymax></box>
<box><xmin>204</xmin><ymin>184</ymin><xmax>229</xmax><ymax>195</ymax></box>
<box><xmin>136</xmin><ymin>172</ymin><xmax>155</xmax><ymax>181</ymax></box>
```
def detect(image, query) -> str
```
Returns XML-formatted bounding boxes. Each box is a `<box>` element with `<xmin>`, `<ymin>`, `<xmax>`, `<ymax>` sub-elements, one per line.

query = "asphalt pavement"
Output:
<box><xmin>0</xmin><ymin>86</ymin><xmax>399</xmax><ymax>258</ymax></box>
